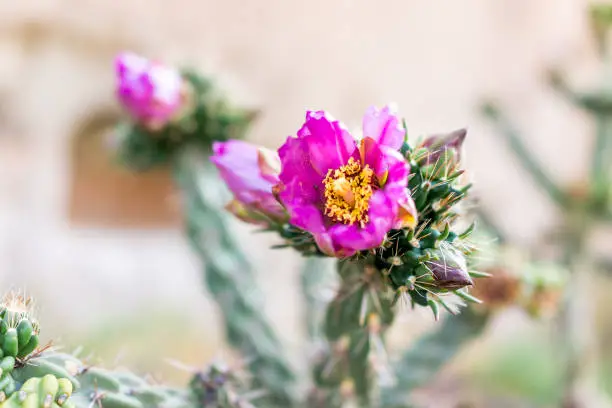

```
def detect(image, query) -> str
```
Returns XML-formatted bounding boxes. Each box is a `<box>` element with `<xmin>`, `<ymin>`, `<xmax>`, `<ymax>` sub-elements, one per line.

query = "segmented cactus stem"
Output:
<box><xmin>382</xmin><ymin>309</ymin><xmax>489</xmax><ymax>407</ymax></box>
<box><xmin>481</xmin><ymin>103</ymin><xmax>570</xmax><ymax>209</ymax></box>
<box><xmin>173</xmin><ymin>148</ymin><xmax>296</xmax><ymax>407</ymax></box>
<box><xmin>310</xmin><ymin>259</ymin><xmax>394</xmax><ymax>408</ymax></box>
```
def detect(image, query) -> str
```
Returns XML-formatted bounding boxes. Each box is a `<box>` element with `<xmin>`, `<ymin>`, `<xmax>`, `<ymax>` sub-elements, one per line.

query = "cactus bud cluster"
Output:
<box><xmin>113</xmin><ymin>53</ymin><xmax>256</xmax><ymax>172</ymax></box>
<box><xmin>372</xmin><ymin>128</ymin><xmax>478</xmax><ymax>317</ymax></box>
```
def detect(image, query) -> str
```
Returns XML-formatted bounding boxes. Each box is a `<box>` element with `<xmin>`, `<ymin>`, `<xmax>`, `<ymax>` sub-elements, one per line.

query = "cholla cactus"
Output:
<box><xmin>212</xmin><ymin>104</ymin><xmax>480</xmax><ymax>406</ymax></box>
<box><xmin>113</xmin><ymin>52</ymin><xmax>296</xmax><ymax>407</ymax></box>
<box><xmin>113</xmin><ymin>52</ymin><xmax>256</xmax><ymax>171</ymax></box>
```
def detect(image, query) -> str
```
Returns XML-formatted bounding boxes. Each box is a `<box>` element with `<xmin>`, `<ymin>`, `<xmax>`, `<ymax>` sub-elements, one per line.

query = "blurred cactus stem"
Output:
<box><xmin>309</xmin><ymin>260</ymin><xmax>394</xmax><ymax>408</ymax></box>
<box><xmin>13</xmin><ymin>350</ymin><xmax>248</xmax><ymax>408</ymax></box>
<box><xmin>300</xmin><ymin>257</ymin><xmax>335</xmax><ymax>342</ymax></box>
<box><xmin>382</xmin><ymin>309</ymin><xmax>489</xmax><ymax>407</ymax></box>
<box><xmin>173</xmin><ymin>149</ymin><xmax>296</xmax><ymax>407</ymax></box>
<box><xmin>547</xmin><ymin>66</ymin><xmax>612</xmax><ymax>215</ymax></box>
<box><xmin>480</xmin><ymin>102</ymin><xmax>571</xmax><ymax>209</ymax></box>
<box><xmin>113</xmin><ymin>53</ymin><xmax>297</xmax><ymax>407</ymax></box>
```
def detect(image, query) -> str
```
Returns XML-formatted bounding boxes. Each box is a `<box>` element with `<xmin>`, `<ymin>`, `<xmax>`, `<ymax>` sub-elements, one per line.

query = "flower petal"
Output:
<box><xmin>395</xmin><ymin>194</ymin><xmax>418</xmax><ymax>230</ymax></box>
<box><xmin>115</xmin><ymin>52</ymin><xmax>182</xmax><ymax>125</ymax></box>
<box><xmin>360</xmin><ymin>138</ymin><xmax>410</xmax><ymax>192</ymax></box>
<box><xmin>362</xmin><ymin>104</ymin><xmax>405</xmax><ymax>150</ymax></box>
<box><xmin>285</xmin><ymin>203</ymin><xmax>326</xmax><ymax>234</ymax></box>
<box><xmin>313</xmin><ymin>232</ymin><xmax>341</xmax><ymax>257</ymax></box>
<box><xmin>329</xmin><ymin>191</ymin><xmax>394</xmax><ymax>252</ymax></box>
<box><xmin>277</xmin><ymin>135</ymin><xmax>322</xmax><ymax>187</ymax></box>
<box><xmin>257</xmin><ymin>147</ymin><xmax>282</xmax><ymax>183</ymax></box>
<box><xmin>299</xmin><ymin>110</ymin><xmax>357</xmax><ymax>175</ymax></box>
<box><xmin>211</xmin><ymin>140</ymin><xmax>284</xmax><ymax>221</ymax></box>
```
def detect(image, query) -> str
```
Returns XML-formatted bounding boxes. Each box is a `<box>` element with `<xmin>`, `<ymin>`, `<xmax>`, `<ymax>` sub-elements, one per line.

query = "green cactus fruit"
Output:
<box><xmin>17</xmin><ymin>337</ymin><xmax>38</xmax><ymax>360</ymax></box>
<box><xmin>0</xmin><ymin>357</ymin><xmax>15</xmax><ymax>375</ymax></box>
<box><xmin>0</xmin><ymin>374</ymin><xmax>16</xmax><ymax>400</ymax></box>
<box><xmin>15</xmin><ymin>321</ymin><xmax>32</xmax><ymax>351</ymax></box>
<box><xmin>0</xmin><ymin>375</ymin><xmax>75</xmax><ymax>408</ymax></box>
<box><xmin>38</xmin><ymin>374</ymin><xmax>59</xmax><ymax>407</ymax></box>
<box><xmin>0</xmin><ymin>294</ymin><xmax>40</xmax><ymax>362</ymax></box>
<box><xmin>2</xmin><ymin>330</ymin><xmax>18</xmax><ymax>359</ymax></box>
<box><xmin>55</xmin><ymin>379</ymin><xmax>71</xmax><ymax>407</ymax></box>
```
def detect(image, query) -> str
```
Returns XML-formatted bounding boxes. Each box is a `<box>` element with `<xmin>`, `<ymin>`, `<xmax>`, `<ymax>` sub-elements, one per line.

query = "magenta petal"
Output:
<box><xmin>378</xmin><ymin>146</ymin><xmax>410</xmax><ymax>197</ymax></box>
<box><xmin>114</xmin><ymin>52</ymin><xmax>182</xmax><ymax>125</ymax></box>
<box><xmin>361</xmin><ymin>138</ymin><xmax>410</xmax><ymax>190</ymax></box>
<box><xmin>285</xmin><ymin>203</ymin><xmax>327</xmax><ymax>234</ymax></box>
<box><xmin>211</xmin><ymin>140</ymin><xmax>284</xmax><ymax>220</ymax></box>
<box><xmin>211</xmin><ymin>141</ymin><xmax>276</xmax><ymax>203</ymax></box>
<box><xmin>313</xmin><ymin>232</ymin><xmax>342</xmax><ymax>257</ymax></box>
<box><xmin>278</xmin><ymin>136</ymin><xmax>322</xmax><ymax>187</ymax></box>
<box><xmin>329</xmin><ymin>191</ymin><xmax>394</xmax><ymax>252</ymax></box>
<box><xmin>362</xmin><ymin>104</ymin><xmax>405</xmax><ymax>150</ymax></box>
<box><xmin>299</xmin><ymin>110</ymin><xmax>357</xmax><ymax>175</ymax></box>
<box><xmin>278</xmin><ymin>177</ymin><xmax>321</xmax><ymax>208</ymax></box>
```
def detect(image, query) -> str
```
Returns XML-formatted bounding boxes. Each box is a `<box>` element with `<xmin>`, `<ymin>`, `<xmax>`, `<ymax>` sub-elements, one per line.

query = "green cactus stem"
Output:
<box><xmin>115</xmin><ymin>66</ymin><xmax>296</xmax><ymax>407</ymax></box>
<box><xmin>300</xmin><ymin>257</ymin><xmax>335</xmax><ymax>342</ymax></box>
<box><xmin>382</xmin><ymin>309</ymin><xmax>489</xmax><ymax>407</ymax></box>
<box><xmin>173</xmin><ymin>149</ymin><xmax>296</xmax><ymax>407</ymax></box>
<box><xmin>548</xmin><ymin>67</ymin><xmax>612</xmax><ymax>214</ymax></box>
<box><xmin>480</xmin><ymin>102</ymin><xmax>571</xmax><ymax>210</ymax></box>
<box><xmin>309</xmin><ymin>259</ymin><xmax>395</xmax><ymax>408</ymax></box>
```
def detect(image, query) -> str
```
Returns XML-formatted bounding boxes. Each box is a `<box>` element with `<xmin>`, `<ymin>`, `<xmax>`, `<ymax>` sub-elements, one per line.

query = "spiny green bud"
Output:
<box><xmin>2</xmin><ymin>330</ymin><xmax>17</xmax><ymax>358</ymax></box>
<box><xmin>0</xmin><ymin>293</ymin><xmax>40</xmax><ymax>361</ymax></box>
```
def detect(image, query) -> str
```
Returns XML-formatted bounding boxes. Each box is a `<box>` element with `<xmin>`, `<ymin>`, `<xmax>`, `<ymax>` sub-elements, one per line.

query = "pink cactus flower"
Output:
<box><xmin>275</xmin><ymin>105</ymin><xmax>417</xmax><ymax>257</ymax></box>
<box><xmin>115</xmin><ymin>52</ymin><xmax>184</xmax><ymax>128</ymax></box>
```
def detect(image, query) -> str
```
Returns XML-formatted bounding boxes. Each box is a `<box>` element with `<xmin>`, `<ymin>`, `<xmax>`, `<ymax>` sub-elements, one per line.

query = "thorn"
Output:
<box><xmin>455</xmin><ymin>290</ymin><xmax>483</xmax><ymax>304</ymax></box>
<box><xmin>468</xmin><ymin>270</ymin><xmax>492</xmax><ymax>278</ymax></box>
<box><xmin>428</xmin><ymin>300</ymin><xmax>440</xmax><ymax>321</ymax></box>
<box><xmin>437</xmin><ymin>297</ymin><xmax>459</xmax><ymax>315</ymax></box>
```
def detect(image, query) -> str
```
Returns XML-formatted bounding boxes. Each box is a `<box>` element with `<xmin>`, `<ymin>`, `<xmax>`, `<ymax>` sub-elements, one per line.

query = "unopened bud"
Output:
<box><xmin>425</xmin><ymin>245</ymin><xmax>473</xmax><ymax>289</ymax></box>
<box><xmin>419</xmin><ymin>128</ymin><xmax>467</xmax><ymax>168</ymax></box>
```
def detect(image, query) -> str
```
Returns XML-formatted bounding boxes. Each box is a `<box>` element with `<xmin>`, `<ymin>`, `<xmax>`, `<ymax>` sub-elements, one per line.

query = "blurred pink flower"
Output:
<box><xmin>115</xmin><ymin>52</ymin><xmax>184</xmax><ymax>128</ymax></box>
<box><xmin>211</xmin><ymin>140</ymin><xmax>286</xmax><ymax>224</ymax></box>
<box><xmin>276</xmin><ymin>105</ymin><xmax>416</xmax><ymax>257</ymax></box>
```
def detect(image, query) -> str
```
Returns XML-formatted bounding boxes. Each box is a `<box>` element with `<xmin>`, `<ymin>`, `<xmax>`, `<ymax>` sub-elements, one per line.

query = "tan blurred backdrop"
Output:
<box><xmin>0</xmin><ymin>0</ymin><xmax>607</xmax><ymax>390</ymax></box>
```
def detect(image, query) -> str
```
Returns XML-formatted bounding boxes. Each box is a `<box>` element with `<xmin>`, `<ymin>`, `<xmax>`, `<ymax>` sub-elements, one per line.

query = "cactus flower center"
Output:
<box><xmin>323</xmin><ymin>157</ymin><xmax>374</xmax><ymax>227</ymax></box>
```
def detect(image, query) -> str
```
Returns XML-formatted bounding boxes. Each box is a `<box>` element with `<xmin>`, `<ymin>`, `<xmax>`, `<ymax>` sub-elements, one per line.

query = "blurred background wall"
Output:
<box><xmin>0</xmin><ymin>0</ymin><xmax>607</xmax><ymax>394</ymax></box>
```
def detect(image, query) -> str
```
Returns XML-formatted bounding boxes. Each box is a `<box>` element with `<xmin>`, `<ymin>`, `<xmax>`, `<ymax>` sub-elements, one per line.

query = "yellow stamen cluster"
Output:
<box><xmin>323</xmin><ymin>157</ymin><xmax>374</xmax><ymax>227</ymax></box>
